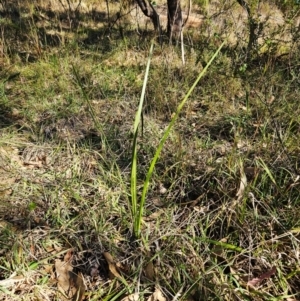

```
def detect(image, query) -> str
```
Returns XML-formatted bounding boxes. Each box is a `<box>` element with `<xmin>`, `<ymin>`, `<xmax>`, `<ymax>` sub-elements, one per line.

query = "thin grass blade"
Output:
<box><xmin>131</xmin><ymin>42</ymin><xmax>154</xmax><ymax>226</ymax></box>
<box><xmin>135</xmin><ymin>41</ymin><xmax>225</xmax><ymax>238</ymax></box>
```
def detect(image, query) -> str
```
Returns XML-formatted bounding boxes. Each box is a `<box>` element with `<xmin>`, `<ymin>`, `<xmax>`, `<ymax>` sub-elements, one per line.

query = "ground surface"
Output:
<box><xmin>1</xmin><ymin>0</ymin><xmax>300</xmax><ymax>300</ymax></box>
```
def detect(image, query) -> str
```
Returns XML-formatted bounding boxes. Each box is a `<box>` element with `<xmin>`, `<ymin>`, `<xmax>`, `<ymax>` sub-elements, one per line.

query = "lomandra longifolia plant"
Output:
<box><xmin>131</xmin><ymin>41</ymin><xmax>225</xmax><ymax>239</ymax></box>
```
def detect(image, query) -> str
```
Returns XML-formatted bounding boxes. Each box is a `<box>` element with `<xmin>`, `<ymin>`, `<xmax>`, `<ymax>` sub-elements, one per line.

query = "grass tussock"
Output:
<box><xmin>1</xmin><ymin>0</ymin><xmax>300</xmax><ymax>300</ymax></box>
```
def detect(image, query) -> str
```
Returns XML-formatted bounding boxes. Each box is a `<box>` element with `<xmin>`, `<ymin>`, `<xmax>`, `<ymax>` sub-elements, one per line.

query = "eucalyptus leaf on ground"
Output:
<box><xmin>55</xmin><ymin>250</ymin><xmax>85</xmax><ymax>301</ymax></box>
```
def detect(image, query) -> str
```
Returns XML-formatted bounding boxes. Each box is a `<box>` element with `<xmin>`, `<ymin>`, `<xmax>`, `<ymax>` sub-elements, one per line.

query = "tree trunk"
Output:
<box><xmin>167</xmin><ymin>0</ymin><xmax>182</xmax><ymax>39</ymax></box>
<box><xmin>135</xmin><ymin>0</ymin><xmax>160</xmax><ymax>30</ymax></box>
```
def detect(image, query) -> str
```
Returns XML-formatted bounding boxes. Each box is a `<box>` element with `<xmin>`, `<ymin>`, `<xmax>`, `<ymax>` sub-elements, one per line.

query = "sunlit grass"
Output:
<box><xmin>0</xmin><ymin>0</ymin><xmax>300</xmax><ymax>300</ymax></box>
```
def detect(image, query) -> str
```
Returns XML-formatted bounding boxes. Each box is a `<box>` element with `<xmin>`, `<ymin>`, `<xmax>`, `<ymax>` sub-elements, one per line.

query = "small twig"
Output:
<box><xmin>182</xmin><ymin>0</ymin><xmax>191</xmax><ymax>27</ymax></box>
<box><xmin>105</xmin><ymin>0</ymin><xmax>110</xmax><ymax>26</ymax></box>
<box><xmin>65</xmin><ymin>0</ymin><xmax>72</xmax><ymax>14</ymax></box>
<box><xmin>74</xmin><ymin>0</ymin><xmax>82</xmax><ymax>13</ymax></box>
<box><xmin>107</xmin><ymin>7</ymin><xmax>135</xmax><ymax>33</ymax></box>
<box><xmin>57</xmin><ymin>0</ymin><xmax>67</xmax><ymax>11</ymax></box>
<box><xmin>149</xmin><ymin>1</ymin><xmax>162</xmax><ymax>47</ymax></box>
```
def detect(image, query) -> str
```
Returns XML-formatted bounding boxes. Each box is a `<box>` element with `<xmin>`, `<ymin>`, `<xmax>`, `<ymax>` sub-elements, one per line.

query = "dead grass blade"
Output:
<box><xmin>236</xmin><ymin>163</ymin><xmax>247</xmax><ymax>201</ymax></box>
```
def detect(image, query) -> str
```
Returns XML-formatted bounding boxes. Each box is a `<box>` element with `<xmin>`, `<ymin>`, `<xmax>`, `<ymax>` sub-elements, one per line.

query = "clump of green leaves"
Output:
<box><xmin>130</xmin><ymin>41</ymin><xmax>225</xmax><ymax>239</ymax></box>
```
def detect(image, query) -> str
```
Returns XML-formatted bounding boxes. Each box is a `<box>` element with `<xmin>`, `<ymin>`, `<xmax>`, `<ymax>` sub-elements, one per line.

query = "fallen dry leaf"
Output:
<box><xmin>120</xmin><ymin>293</ymin><xmax>139</xmax><ymax>301</ymax></box>
<box><xmin>55</xmin><ymin>250</ymin><xmax>85</xmax><ymax>301</ymax></box>
<box><xmin>151</xmin><ymin>198</ymin><xmax>164</xmax><ymax>207</ymax></box>
<box><xmin>144</xmin><ymin>210</ymin><xmax>164</xmax><ymax>221</ymax></box>
<box><xmin>89</xmin><ymin>264</ymin><xmax>100</xmax><ymax>278</ymax></box>
<box><xmin>0</xmin><ymin>273</ymin><xmax>25</xmax><ymax>288</ymax></box>
<box><xmin>64</xmin><ymin>249</ymin><xmax>74</xmax><ymax>262</ymax></box>
<box><xmin>247</xmin><ymin>266</ymin><xmax>276</xmax><ymax>288</ymax></box>
<box><xmin>244</xmin><ymin>167</ymin><xmax>259</xmax><ymax>179</ymax></box>
<box><xmin>103</xmin><ymin>252</ymin><xmax>123</xmax><ymax>280</ymax></box>
<box><xmin>147</xmin><ymin>287</ymin><xmax>166</xmax><ymax>301</ymax></box>
<box><xmin>144</xmin><ymin>261</ymin><xmax>155</xmax><ymax>280</ymax></box>
<box><xmin>158</xmin><ymin>183</ymin><xmax>167</xmax><ymax>195</ymax></box>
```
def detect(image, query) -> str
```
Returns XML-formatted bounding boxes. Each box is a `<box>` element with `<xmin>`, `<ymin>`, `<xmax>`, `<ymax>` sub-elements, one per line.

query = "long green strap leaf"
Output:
<box><xmin>136</xmin><ymin>41</ymin><xmax>225</xmax><ymax>238</ymax></box>
<box><xmin>131</xmin><ymin>42</ymin><xmax>154</xmax><ymax>221</ymax></box>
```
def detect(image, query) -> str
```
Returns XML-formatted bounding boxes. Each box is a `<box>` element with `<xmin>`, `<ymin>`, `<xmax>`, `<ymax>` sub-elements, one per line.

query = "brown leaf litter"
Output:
<box><xmin>55</xmin><ymin>249</ymin><xmax>85</xmax><ymax>301</ymax></box>
<box><xmin>147</xmin><ymin>287</ymin><xmax>167</xmax><ymax>301</ymax></box>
